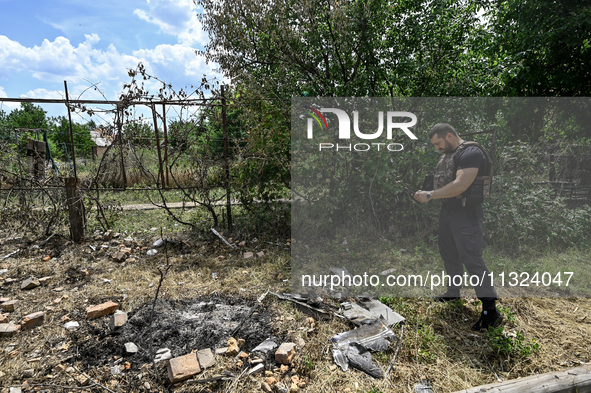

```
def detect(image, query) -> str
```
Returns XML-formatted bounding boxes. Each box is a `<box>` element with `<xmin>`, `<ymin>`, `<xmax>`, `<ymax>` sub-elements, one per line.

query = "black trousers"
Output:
<box><xmin>438</xmin><ymin>203</ymin><xmax>497</xmax><ymax>302</ymax></box>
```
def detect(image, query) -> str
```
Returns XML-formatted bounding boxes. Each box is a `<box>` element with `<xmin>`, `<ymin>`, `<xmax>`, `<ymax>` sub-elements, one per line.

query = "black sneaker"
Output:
<box><xmin>433</xmin><ymin>291</ymin><xmax>460</xmax><ymax>303</ymax></box>
<box><xmin>472</xmin><ymin>308</ymin><xmax>504</xmax><ymax>332</ymax></box>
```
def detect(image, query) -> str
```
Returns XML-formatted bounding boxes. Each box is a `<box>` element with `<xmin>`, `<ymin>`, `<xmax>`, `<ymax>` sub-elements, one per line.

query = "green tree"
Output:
<box><xmin>197</xmin><ymin>0</ymin><xmax>494</xmax><ymax>98</ymax></box>
<box><xmin>123</xmin><ymin>120</ymin><xmax>154</xmax><ymax>148</ymax></box>
<box><xmin>167</xmin><ymin>119</ymin><xmax>202</xmax><ymax>152</ymax></box>
<box><xmin>488</xmin><ymin>0</ymin><xmax>591</xmax><ymax>97</ymax></box>
<box><xmin>49</xmin><ymin>116</ymin><xmax>94</xmax><ymax>159</ymax></box>
<box><xmin>6</xmin><ymin>102</ymin><xmax>49</xmax><ymax>129</ymax></box>
<box><xmin>195</xmin><ymin>105</ymin><xmax>246</xmax><ymax>159</ymax></box>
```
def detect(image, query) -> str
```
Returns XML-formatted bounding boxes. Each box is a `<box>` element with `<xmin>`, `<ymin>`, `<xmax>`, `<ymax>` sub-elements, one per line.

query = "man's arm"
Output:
<box><xmin>414</xmin><ymin>168</ymin><xmax>478</xmax><ymax>203</ymax></box>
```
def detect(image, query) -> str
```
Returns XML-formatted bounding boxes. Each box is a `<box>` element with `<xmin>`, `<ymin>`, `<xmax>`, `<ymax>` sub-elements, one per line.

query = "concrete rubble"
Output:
<box><xmin>109</xmin><ymin>310</ymin><xmax>128</xmax><ymax>329</ymax></box>
<box><xmin>154</xmin><ymin>348</ymin><xmax>172</xmax><ymax>363</ymax></box>
<box><xmin>196</xmin><ymin>348</ymin><xmax>215</xmax><ymax>368</ymax></box>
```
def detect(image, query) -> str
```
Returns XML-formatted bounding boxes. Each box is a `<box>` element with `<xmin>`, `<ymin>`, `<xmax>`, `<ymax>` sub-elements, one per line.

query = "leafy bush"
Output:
<box><xmin>483</xmin><ymin>174</ymin><xmax>591</xmax><ymax>251</ymax></box>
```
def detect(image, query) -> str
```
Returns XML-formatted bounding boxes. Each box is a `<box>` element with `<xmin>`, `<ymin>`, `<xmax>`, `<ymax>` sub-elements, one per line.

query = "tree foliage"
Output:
<box><xmin>197</xmin><ymin>0</ymin><xmax>494</xmax><ymax>98</ymax></box>
<box><xmin>488</xmin><ymin>0</ymin><xmax>591</xmax><ymax>97</ymax></box>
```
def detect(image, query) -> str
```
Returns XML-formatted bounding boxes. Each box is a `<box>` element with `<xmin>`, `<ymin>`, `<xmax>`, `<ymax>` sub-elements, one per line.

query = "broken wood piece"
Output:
<box><xmin>451</xmin><ymin>365</ymin><xmax>591</xmax><ymax>393</ymax></box>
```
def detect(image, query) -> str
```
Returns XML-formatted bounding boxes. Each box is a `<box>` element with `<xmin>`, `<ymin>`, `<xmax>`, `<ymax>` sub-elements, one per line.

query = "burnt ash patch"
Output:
<box><xmin>76</xmin><ymin>295</ymin><xmax>281</xmax><ymax>368</ymax></box>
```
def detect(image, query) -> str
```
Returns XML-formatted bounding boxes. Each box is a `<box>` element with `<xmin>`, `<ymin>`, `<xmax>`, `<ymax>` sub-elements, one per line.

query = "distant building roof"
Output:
<box><xmin>90</xmin><ymin>130</ymin><xmax>112</xmax><ymax>147</ymax></box>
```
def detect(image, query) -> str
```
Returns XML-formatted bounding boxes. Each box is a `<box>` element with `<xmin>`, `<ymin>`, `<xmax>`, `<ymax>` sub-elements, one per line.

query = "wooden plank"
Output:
<box><xmin>452</xmin><ymin>365</ymin><xmax>591</xmax><ymax>393</ymax></box>
<box><xmin>65</xmin><ymin>177</ymin><xmax>85</xmax><ymax>243</ymax></box>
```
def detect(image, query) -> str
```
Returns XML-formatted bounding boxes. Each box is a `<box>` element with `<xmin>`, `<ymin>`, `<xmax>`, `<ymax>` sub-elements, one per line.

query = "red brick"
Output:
<box><xmin>167</xmin><ymin>352</ymin><xmax>201</xmax><ymax>383</ymax></box>
<box><xmin>86</xmin><ymin>301</ymin><xmax>119</xmax><ymax>319</ymax></box>
<box><xmin>20</xmin><ymin>311</ymin><xmax>44</xmax><ymax>330</ymax></box>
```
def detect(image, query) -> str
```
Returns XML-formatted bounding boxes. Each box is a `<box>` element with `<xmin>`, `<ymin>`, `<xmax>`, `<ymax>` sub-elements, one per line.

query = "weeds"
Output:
<box><xmin>487</xmin><ymin>326</ymin><xmax>539</xmax><ymax>358</ymax></box>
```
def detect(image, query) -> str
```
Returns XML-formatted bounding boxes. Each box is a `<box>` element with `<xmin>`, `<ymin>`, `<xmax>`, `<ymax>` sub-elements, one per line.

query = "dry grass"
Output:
<box><xmin>1</xmin><ymin>231</ymin><xmax>591</xmax><ymax>393</ymax></box>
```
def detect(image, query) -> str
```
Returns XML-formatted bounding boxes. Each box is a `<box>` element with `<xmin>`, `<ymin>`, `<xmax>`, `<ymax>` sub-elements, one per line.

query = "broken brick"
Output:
<box><xmin>0</xmin><ymin>323</ymin><xmax>21</xmax><ymax>337</ymax></box>
<box><xmin>21</xmin><ymin>277</ymin><xmax>40</xmax><ymax>290</ymax></box>
<box><xmin>112</xmin><ymin>251</ymin><xmax>127</xmax><ymax>262</ymax></box>
<box><xmin>243</xmin><ymin>252</ymin><xmax>253</xmax><ymax>259</ymax></box>
<box><xmin>275</xmin><ymin>343</ymin><xmax>297</xmax><ymax>365</ymax></box>
<box><xmin>103</xmin><ymin>230</ymin><xmax>114</xmax><ymax>241</ymax></box>
<box><xmin>1</xmin><ymin>300</ymin><xmax>17</xmax><ymax>312</ymax></box>
<box><xmin>75</xmin><ymin>374</ymin><xmax>90</xmax><ymax>386</ymax></box>
<box><xmin>196</xmin><ymin>348</ymin><xmax>215</xmax><ymax>368</ymax></box>
<box><xmin>167</xmin><ymin>352</ymin><xmax>201</xmax><ymax>383</ymax></box>
<box><xmin>227</xmin><ymin>337</ymin><xmax>240</xmax><ymax>356</ymax></box>
<box><xmin>20</xmin><ymin>311</ymin><xmax>44</xmax><ymax>330</ymax></box>
<box><xmin>86</xmin><ymin>301</ymin><xmax>119</xmax><ymax>319</ymax></box>
<box><xmin>215</xmin><ymin>347</ymin><xmax>228</xmax><ymax>355</ymax></box>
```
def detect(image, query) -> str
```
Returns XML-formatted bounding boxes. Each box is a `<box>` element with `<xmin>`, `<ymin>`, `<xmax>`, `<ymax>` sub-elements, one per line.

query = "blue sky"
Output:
<box><xmin>0</xmin><ymin>0</ymin><xmax>221</xmax><ymax>124</ymax></box>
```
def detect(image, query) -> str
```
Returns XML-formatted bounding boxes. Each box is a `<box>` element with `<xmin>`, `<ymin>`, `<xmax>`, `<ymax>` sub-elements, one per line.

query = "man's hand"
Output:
<box><xmin>414</xmin><ymin>190</ymin><xmax>431</xmax><ymax>203</ymax></box>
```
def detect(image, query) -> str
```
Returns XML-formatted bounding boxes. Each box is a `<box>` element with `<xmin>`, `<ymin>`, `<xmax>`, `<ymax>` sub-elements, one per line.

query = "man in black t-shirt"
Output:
<box><xmin>414</xmin><ymin>123</ymin><xmax>502</xmax><ymax>332</ymax></box>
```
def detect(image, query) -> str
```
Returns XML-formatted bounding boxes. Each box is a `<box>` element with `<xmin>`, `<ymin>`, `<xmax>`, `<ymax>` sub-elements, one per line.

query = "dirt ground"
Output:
<box><xmin>1</xmin><ymin>231</ymin><xmax>591</xmax><ymax>393</ymax></box>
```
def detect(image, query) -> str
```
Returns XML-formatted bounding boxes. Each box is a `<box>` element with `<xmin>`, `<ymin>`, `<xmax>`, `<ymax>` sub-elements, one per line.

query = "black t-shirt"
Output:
<box><xmin>442</xmin><ymin>144</ymin><xmax>486</xmax><ymax>209</ymax></box>
<box><xmin>454</xmin><ymin>145</ymin><xmax>487</xmax><ymax>176</ymax></box>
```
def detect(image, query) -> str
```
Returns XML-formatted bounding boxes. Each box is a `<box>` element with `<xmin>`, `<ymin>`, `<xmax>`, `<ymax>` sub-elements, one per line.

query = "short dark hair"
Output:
<box><xmin>429</xmin><ymin>123</ymin><xmax>458</xmax><ymax>139</ymax></box>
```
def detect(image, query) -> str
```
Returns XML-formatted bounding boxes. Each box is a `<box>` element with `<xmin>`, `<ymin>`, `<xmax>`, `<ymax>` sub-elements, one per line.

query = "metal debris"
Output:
<box><xmin>1</xmin><ymin>250</ymin><xmax>20</xmax><ymax>260</ymax></box>
<box><xmin>211</xmin><ymin>228</ymin><xmax>236</xmax><ymax>248</ymax></box>
<box><xmin>329</xmin><ymin>317</ymin><xmax>398</xmax><ymax>378</ymax></box>
<box><xmin>341</xmin><ymin>299</ymin><xmax>405</xmax><ymax>327</ymax></box>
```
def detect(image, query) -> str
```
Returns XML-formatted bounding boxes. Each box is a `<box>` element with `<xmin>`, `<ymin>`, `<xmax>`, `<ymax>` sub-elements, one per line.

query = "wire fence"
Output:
<box><xmin>0</xmin><ymin>87</ymin><xmax>249</xmax><ymax>239</ymax></box>
<box><xmin>1</xmin><ymin>93</ymin><xmax>591</xmax><ymax>242</ymax></box>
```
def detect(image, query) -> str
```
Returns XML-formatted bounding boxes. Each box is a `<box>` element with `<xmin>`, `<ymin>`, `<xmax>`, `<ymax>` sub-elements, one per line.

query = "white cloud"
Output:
<box><xmin>134</xmin><ymin>0</ymin><xmax>206</xmax><ymax>46</ymax></box>
<box><xmin>134</xmin><ymin>44</ymin><xmax>216</xmax><ymax>77</ymax></box>
<box><xmin>20</xmin><ymin>88</ymin><xmax>65</xmax><ymax>100</ymax></box>
<box><xmin>0</xmin><ymin>86</ymin><xmax>19</xmax><ymax>111</ymax></box>
<box><xmin>0</xmin><ymin>33</ymin><xmax>221</xmax><ymax>110</ymax></box>
<box><xmin>0</xmin><ymin>34</ymin><xmax>141</xmax><ymax>84</ymax></box>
